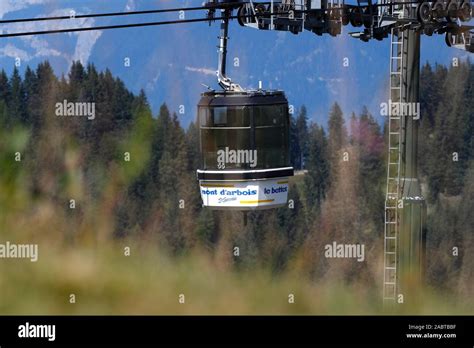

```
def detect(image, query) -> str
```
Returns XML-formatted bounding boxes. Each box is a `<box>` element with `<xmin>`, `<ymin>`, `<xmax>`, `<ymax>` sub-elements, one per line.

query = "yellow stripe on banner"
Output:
<box><xmin>201</xmin><ymin>184</ymin><xmax>235</xmax><ymax>188</ymax></box>
<box><xmin>277</xmin><ymin>181</ymin><xmax>288</xmax><ymax>184</ymax></box>
<box><xmin>240</xmin><ymin>199</ymin><xmax>275</xmax><ymax>204</ymax></box>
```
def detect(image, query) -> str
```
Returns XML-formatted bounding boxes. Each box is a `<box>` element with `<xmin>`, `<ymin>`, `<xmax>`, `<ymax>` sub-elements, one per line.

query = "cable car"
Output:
<box><xmin>196</xmin><ymin>7</ymin><xmax>293</xmax><ymax>209</ymax></box>
<box><xmin>197</xmin><ymin>90</ymin><xmax>294</xmax><ymax>210</ymax></box>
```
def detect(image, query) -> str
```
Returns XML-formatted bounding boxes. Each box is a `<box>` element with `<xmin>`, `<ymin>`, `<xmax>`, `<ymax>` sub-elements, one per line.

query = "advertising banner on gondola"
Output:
<box><xmin>199</xmin><ymin>179</ymin><xmax>289</xmax><ymax>209</ymax></box>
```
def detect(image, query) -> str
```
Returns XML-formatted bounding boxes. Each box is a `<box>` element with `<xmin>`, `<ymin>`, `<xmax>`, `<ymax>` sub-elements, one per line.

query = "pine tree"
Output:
<box><xmin>9</xmin><ymin>67</ymin><xmax>27</xmax><ymax>126</ymax></box>
<box><xmin>23</xmin><ymin>66</ymin><xmax>38</xmax><ymax>130</ymax></box>
<box><xmin>304</xmin><ymin>123</ymin><xmax>329</xmax><ymax>214</ymax></box>
<box><xmin>290</xmin><ymin>113</ymin><xmax>300</xmax><ymax>169</ymax></box>
<box><xmin>150</xmin><ymin>104</ymin><xmax>172</xmax><ymax>188</ymax></box>
<box><xmin>0</xmin><ymin>69</ymin><xmax>10</xmax><ymax>102</ymax></box>
<box><xmin>68</xmin><ymin>60</ymin><xmax>85</xmax><ymax>100</ymax></box>
<box><xmin>80</xmin><ymin>64</ymin><xmax>100</xmax><ymax>145</ymax></box>
<box><xmin>196</xmin><ymin>209</ymin><xmax>216</xmax><ymax>246</ymax></box>
<box><xmin>295</xmin><ymin>105</ymin><xmax>309</xmax><ymax>169</ymax></box>
<box><xmin>327</xmin><ymin>102</ymin><xmax>348</xmax><ymax>178</ymax></box>
<box><xmin>0</xmin><ymin>70</ymin><xmax>11</xmax><ymax>128</ymax></box>
<box><xmin>185</xmin><ymin>121</ymin><xmax>200</xmax><ymax>172</ymax></box>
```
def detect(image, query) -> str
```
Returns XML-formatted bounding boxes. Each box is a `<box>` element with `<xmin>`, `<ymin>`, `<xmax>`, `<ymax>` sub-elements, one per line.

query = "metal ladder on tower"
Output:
<box><xmin>383</xmin><ymin>25</ymin><xmax>407</xmax><ymax>304</ymax></box>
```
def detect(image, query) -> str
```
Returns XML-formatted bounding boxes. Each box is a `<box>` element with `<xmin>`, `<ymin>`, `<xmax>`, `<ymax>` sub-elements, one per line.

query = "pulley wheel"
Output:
<box><xmin>459</xmin><ymin>0</ymin><xmax>472</xmax><ymax>21</ymax></box>
<box><xmin>237</xmin><ymin>5</ymin><xmax>247</xmax><ymax>26</ymax></box>
<box><xmin>432</xmin><ymin>1</ymin><xmax>446</xmax><ymax>20</ymax></box>
<box><xmin>445</xmin><ymin>32</ymin><xmax>454</xmax><ymax>46</ymax></box>
<box><xmin>446</xmin><ymin>0</ymin><xmax>460</xmax><ymax>21</ymax></box>
<box><xmin>417</xmin><ymin>1</ymin><xmax>433</xmax><ymax>23</ymax></box>
<box><xmin>350</xmin><ymin>7</ymin><xmax>363</xmax><ymax>27</ymax></box>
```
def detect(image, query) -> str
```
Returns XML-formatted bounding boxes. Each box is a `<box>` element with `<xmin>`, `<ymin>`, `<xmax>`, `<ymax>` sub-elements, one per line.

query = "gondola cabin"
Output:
<box><xmin>197</xmin><ymin>90</ymin><xmax>294</xmax><ymax>210</ymax></box>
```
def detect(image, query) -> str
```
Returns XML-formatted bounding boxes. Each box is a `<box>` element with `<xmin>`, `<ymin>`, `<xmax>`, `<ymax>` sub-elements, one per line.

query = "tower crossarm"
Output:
<box><xmin>230</xmin><ymin>0</ymin><xmax>473</xmax><ymax>47</ymax></box>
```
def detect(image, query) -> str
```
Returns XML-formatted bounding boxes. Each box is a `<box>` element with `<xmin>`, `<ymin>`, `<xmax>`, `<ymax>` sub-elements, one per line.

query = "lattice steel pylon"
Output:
<box><xmin>383</xmin><ymin>2</ymin><xmax>426</xmax><ymax>307</ymax></box>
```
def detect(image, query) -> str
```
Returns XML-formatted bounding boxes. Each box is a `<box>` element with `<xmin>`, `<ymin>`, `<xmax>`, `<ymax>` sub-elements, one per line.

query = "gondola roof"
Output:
<box><xmin>198</xmin><ymin>89</ymin><xmax>288</xmax><ymax>107</ymax></box>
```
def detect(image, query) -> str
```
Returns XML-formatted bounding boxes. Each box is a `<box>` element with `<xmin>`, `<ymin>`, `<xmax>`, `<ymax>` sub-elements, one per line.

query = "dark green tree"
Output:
<box><xmin>304</xmin><ymin>123</ymin><xmax>329</xmax><ymax>214</ymax></box>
